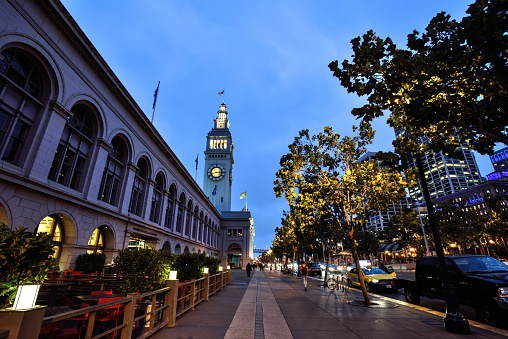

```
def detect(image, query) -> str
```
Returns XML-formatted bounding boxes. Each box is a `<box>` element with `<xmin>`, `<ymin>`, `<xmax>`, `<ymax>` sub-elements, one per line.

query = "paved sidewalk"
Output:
<box><xmin>151</xmin><ymin>270</ymin><xmax>508</xmax><ymax>339</ymax></box>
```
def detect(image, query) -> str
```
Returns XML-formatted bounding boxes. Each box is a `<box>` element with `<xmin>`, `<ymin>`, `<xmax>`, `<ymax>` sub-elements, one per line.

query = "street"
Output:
<box><xmin>308</xmin><ymin>270</ymin><xmax>494</xmax><ymax>328</ymax></box>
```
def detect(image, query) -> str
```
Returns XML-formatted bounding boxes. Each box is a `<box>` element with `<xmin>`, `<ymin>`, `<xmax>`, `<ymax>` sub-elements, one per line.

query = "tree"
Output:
<box><xmin>328</xmin><ymin>1</ymin><xmax>505</xmax><ymax>332</ymax></box>
<box><xmin>329</xmin><ymin>0</ymin><xmax>508</xmax><ymax>156</ymax></box>
<box><xmin>379</xmin><ymin>207</ymin><xmax>429</xmax><ymax>256</ymax></box>
<box><xmin>434</xmin><ymin>199</ymin><xmax>487</xmax><ymax>254</ymax></box>
<box><xmin>259</xmin><ymin>250</ymin><xmax>275</xmax><ymax>264</ymax></box>
<box><xmin>274</xmin><ymin>126</ymin><xmax>413</xmax><ymax>305</ymax></box>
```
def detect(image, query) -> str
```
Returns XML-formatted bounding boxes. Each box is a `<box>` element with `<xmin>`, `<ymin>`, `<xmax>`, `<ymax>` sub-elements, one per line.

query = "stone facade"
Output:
<box><xmin>0</xmin><ymin>0</ymin><xmax>233</xmax><ymax>270</ymax></box>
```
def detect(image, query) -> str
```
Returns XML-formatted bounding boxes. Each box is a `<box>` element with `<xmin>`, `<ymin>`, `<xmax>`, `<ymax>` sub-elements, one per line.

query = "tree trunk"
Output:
<box><xmin>348</xmin><ymin>229</ymin><xmax>370</xmax><ymax>306</ymax></box>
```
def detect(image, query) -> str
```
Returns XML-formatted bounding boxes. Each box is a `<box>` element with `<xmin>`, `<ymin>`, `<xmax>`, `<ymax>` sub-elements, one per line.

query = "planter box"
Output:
<box><xmin>0</xmin><ymin>306</ymin><xmax>46</xmax><ymax>339</ymax></box>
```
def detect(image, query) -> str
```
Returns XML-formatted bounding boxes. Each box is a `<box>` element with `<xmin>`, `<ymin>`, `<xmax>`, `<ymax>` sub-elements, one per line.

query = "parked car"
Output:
<box><xmin>346</xmin><ymin>267</ymin><xmax>397</xmax><ymax>292</ymax></box>
<box><xmin>395</xmin><ymin>255</ymin><xmax>508</xmax><ymax>327</ymax></box>
<box><xmin>306</xmin><ymin>263</ymin><xmax>322</xmax><ymax>276</ymax></box>
<box><xmin>327</xmin><ymin>264</ymin><xmax>340</xmax><ymax>273</ymax></box>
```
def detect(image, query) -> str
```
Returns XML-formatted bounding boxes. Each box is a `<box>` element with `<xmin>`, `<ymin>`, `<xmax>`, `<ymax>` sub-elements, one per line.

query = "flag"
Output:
<box><xmin>153</xmin><ymin>81</ymin><xmax>160</xmax><ymax>109</ymax></box>
<box><xmin>212</xmin><ymin>186</ymin><xmax>217</xmax><ymax>196</ymax></box>
<box><xmin>195</xmin><ymin>154</ymin><xmax>198</xmax><ymax>170</ymax></box>
<box><xmin>240</xmin><ymin>191</ymin><xmax>247</xmax><ymax>199</ymax></box>
<box><xmin>218</xmin><ymin>90</ymin><xmax>224</xmax><ymax>95</ymax></box>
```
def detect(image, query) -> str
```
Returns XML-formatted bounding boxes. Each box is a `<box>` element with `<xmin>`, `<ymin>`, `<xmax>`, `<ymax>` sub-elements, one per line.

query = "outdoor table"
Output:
<box><xmin>41</xmin><ymin>283</ymin><xmax>73</xmax><ymax>307</ymax></box>
<box><xmin>44</xmin><ymin>305</ymin><xmax>73</xmax><ymax>316</ymax></box>
<box><xmin>76</xmin><ymin>294</ymin><xmax>126</xmax><ymax>304</ymax></box>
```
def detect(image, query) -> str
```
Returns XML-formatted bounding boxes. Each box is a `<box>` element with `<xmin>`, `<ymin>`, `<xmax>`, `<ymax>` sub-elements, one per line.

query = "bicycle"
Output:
<box><xmin>326</xmin><ymin>273</ymin><xmax>349</xmax><ymax>292</ymax></box>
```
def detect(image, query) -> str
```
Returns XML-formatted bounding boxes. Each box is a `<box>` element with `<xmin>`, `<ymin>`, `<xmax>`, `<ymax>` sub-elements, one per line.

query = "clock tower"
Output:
<box><xmin>203</xmin><ymin>102</ymin><xmax>233</xmax><ymax>212</ymax></box>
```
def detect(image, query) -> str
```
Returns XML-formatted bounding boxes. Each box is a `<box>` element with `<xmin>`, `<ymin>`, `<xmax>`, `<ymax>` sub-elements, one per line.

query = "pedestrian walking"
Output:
<box><xmin>299</xmin><ymin>262</ymin><xmax>309</xmax><ymax>291</ymax></box>
<box><xmin>246</xmin><ymin>263</ymin><xmax>252</xmax><ymax>277</ymax></box>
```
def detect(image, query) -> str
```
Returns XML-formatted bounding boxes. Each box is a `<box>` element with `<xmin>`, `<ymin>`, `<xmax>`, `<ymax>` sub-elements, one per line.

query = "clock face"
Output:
<box><xmin>208</xmin><ymin>164</ymin><xmax>225</xmax><ymax>181</ymax></box>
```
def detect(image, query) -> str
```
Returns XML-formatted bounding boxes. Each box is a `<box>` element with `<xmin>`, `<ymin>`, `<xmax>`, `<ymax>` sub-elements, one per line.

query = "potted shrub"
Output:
<box><xmin>173</xmin><ymin>253</ymin><xmax>204</xmax><ymax>281</ymax></box>
<box><xmin>113</xmin><ymin>248</ymin><xmax>174</xmax><ymax>294</ymax></box>
<box><xmin>201</xmin><ymin>254</ymin><xmax>221</xmax><ymax>275</ymax></box>
<box><xmin>0</xmin><ymin>223</ymin><xmax>58</xmax><ymax>309</ymax></box>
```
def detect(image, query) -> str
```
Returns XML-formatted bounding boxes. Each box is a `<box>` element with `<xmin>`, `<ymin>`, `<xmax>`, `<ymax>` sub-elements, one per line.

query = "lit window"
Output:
<box><xmin>36</xmin><ymin>215</ymin><xmax>63</xmax><ymax>259</ymax></box>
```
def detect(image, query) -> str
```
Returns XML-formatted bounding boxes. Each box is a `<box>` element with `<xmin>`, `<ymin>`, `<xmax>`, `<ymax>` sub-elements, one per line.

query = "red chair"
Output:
<box><xmin>178</xmin><ymin>280</ymin><xmax>192</xmax><ymax>308</ymax></box>
<box><xmin>96</xmin><ymin>297</ymin><xmax>124</xmax><ymax>339</ymax></box>
<box><xmin>39</xmin><ymin>322</ymin><xmax>58</xmax><ymax>339</ymax></box>
<box><xmin>53</xmin><ymin>303</ymin><xmax>90</xmax><ymax>339</ymax></box>
<box><xmin>71</xmin><ymin>271</ymin><xmax>82</xmax><ymax>277</ymax></box>
<box><xmin>63</xmin><ymin>270</ymin><xmax>73</xmax><ymax>278</ymax></box>
<box><xmin>91</xmin><ymin>290</ymin><xmax>112</xmax><ymax>296</ymax></box>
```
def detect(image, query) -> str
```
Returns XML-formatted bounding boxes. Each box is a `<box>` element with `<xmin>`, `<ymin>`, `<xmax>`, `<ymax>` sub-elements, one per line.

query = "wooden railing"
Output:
<box><xmin>35</xmin><ymin>270</ymin><xmax>231</xmax><ymax>339</ymax></box>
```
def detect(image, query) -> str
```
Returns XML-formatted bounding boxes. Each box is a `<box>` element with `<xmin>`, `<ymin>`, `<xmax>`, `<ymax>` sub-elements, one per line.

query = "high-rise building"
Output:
<box><xmin>408</xmin><ymin>146</ymin><xmax>482</xmax><ymax>204</ymax></box>
<box><xmin>490</xmin><ymin>147</ymin><xmax>508</xmax><ymax>171</ymax></box>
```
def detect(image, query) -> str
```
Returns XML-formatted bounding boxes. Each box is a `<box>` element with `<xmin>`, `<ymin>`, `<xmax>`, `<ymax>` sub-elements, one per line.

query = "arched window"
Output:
<box><xmin>0</xmin><ymin>49</ymin><xmax>46</xmax><ymax>165</ymax></box>
<box><xmin>201</xmin><ymin>216</ymin><xmax>208</xmax><ymax>243</ymax></box>
<box><xmin>174</xmin><ymin>244</ymin><xmax>181</xmax><ymax>255</ymax></box>
<box><xmin>36</xmin><ymin>215</ymin><xmax>63</xmax><ymax>259</ymax></box>
<box><xmin>164</xmin><ymin>184</ymin><xmax>176</xmax><ymax>229</ymax></box>
<box><xmin>150</xmin><ymin>173</ymin><xmax>164</xmax><ymax>224</ymax></box>
<box><xmin>176</xmin><ymin>193</ymin><xmax>185</xmax><ymax>233</ymax></box>
<box><xmin>98</xmin><ymin>136</ymin><xmax>127</xmax><ymax>206</ymax></box>
<box><xmin>162</xmin><ymin>241</ymin><xmax>171</xmax><ymax>252</ymax></box>
<box><xmin>129</xmin><ymin>158</ymin><xmax>148</xmax><ymax>216</ymax></box>
<box><xmin>48</xmin><ymin>104</ymin><xmax>95</xmax><ymax>190</ymax></box>
<box><xmin>185</xmin><ymin>200</ymin><xmax>192</xmax><ymax>236</ymax></box>
<box><xmin>88</xmin><ymin>226</ymin><xmax>107</xmax><ymax>254</ymax></box>
<box><xmin>0</xmin><ymin>49</ymin><xmax>42</xmax><ymax>98</ymax></box>
<box><xmin>227</xmin><ymin>243</ymin><xmax>242</xmax><ymax>251</ymax></box>
<box><xmin>192</xmin><ymin>206</ymin><xmax>198</xmax><ymax>239</ymax></box>
<box><xmin>197</xmin><ymin>211</ymin><xmax>203</xmax><ymax>241</ymax></box>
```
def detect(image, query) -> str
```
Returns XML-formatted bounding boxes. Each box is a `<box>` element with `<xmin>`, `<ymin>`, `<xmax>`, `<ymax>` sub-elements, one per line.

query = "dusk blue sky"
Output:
<box><xmin>61</xmin><ymin>0</ymin><xmax>496</xmax><ymax>250</ymax></box>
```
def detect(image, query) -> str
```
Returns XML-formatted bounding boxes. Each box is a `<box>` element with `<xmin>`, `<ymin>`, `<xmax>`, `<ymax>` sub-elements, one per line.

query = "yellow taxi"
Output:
<box><xmin>346</xmin><ymin>267</ymin><xmax>397</xmax><ymax>292</ymax></box>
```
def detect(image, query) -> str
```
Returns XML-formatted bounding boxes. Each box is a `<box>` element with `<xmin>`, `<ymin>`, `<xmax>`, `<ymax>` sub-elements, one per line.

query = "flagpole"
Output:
<box><xmin>152</xmin><ymin>81</ymin><xmax>160</xmax><ymax>123</ymax></box>
<box><xmin>195</xmin><ymin>153</ymin><xmax>198</xmax><ymax>180</ymax></box>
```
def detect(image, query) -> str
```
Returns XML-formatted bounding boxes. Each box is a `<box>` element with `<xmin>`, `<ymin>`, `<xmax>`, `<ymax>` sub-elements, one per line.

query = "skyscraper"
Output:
<box><xmin>408</xmin><ymin>146</ymin><xmax>482</xmax><ymax>204</ymax></box>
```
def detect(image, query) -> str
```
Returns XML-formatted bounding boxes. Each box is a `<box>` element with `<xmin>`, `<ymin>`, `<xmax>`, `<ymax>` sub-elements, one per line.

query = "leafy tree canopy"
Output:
<box><xmin>329</xmin><ymin>0</ymin><xmax>508</xmax><ymax>156</ymax></box>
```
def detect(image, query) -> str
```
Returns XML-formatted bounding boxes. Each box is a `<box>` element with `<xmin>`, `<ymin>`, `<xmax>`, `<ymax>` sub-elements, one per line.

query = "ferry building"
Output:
<box><xmin>0</xmin><ymin>0</ymin><xmax>254</xmax><ymax>270</ymax></box>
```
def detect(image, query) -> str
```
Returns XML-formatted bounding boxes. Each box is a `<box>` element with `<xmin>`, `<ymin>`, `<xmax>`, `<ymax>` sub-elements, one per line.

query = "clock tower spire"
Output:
<box><xmin>203</xmin><ymin>102</ymin><xmax>234</xmax><ymax>212</ymax></box>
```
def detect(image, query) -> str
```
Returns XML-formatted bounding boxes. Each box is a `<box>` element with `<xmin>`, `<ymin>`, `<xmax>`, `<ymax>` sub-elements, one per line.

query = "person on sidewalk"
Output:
<box><xmin>299</xmin><ymin>262</ymin><xmax>309</xmax><ymax>291</ymax></box>
<box><xmin>246</xmin><ymin>263</ymin><xmax>252</xmax><ymax>277</ymax></box>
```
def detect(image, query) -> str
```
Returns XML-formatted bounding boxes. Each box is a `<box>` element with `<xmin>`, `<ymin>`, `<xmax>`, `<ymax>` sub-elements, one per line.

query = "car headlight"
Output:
<box><xmin>498</xmin><ymin>287</ymin><xmax>508</xmax><ymax>298</ymax></box>
<box><xmin>371</xmin><ymin>279</ymin><xmax>378</xmax><ymax>283</ymax></box>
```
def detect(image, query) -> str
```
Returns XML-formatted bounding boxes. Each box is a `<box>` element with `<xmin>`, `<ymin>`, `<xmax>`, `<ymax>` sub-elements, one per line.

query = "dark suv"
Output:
<box><xmin>306</xmin><ymin>263</ymin><xmax>322</xmax><ymax>276</ymax></box>
<box><xmin>396</xmin><ymin>255</ymin><xmax>508</xmax><ymax>327</ymax></box>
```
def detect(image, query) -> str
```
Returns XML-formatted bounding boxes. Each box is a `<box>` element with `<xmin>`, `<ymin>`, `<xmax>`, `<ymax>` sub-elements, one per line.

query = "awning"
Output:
<box><xmin>378</xmin><ymin>243</ymin><xmax>404</xmax><ymax>252</ymax></box>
